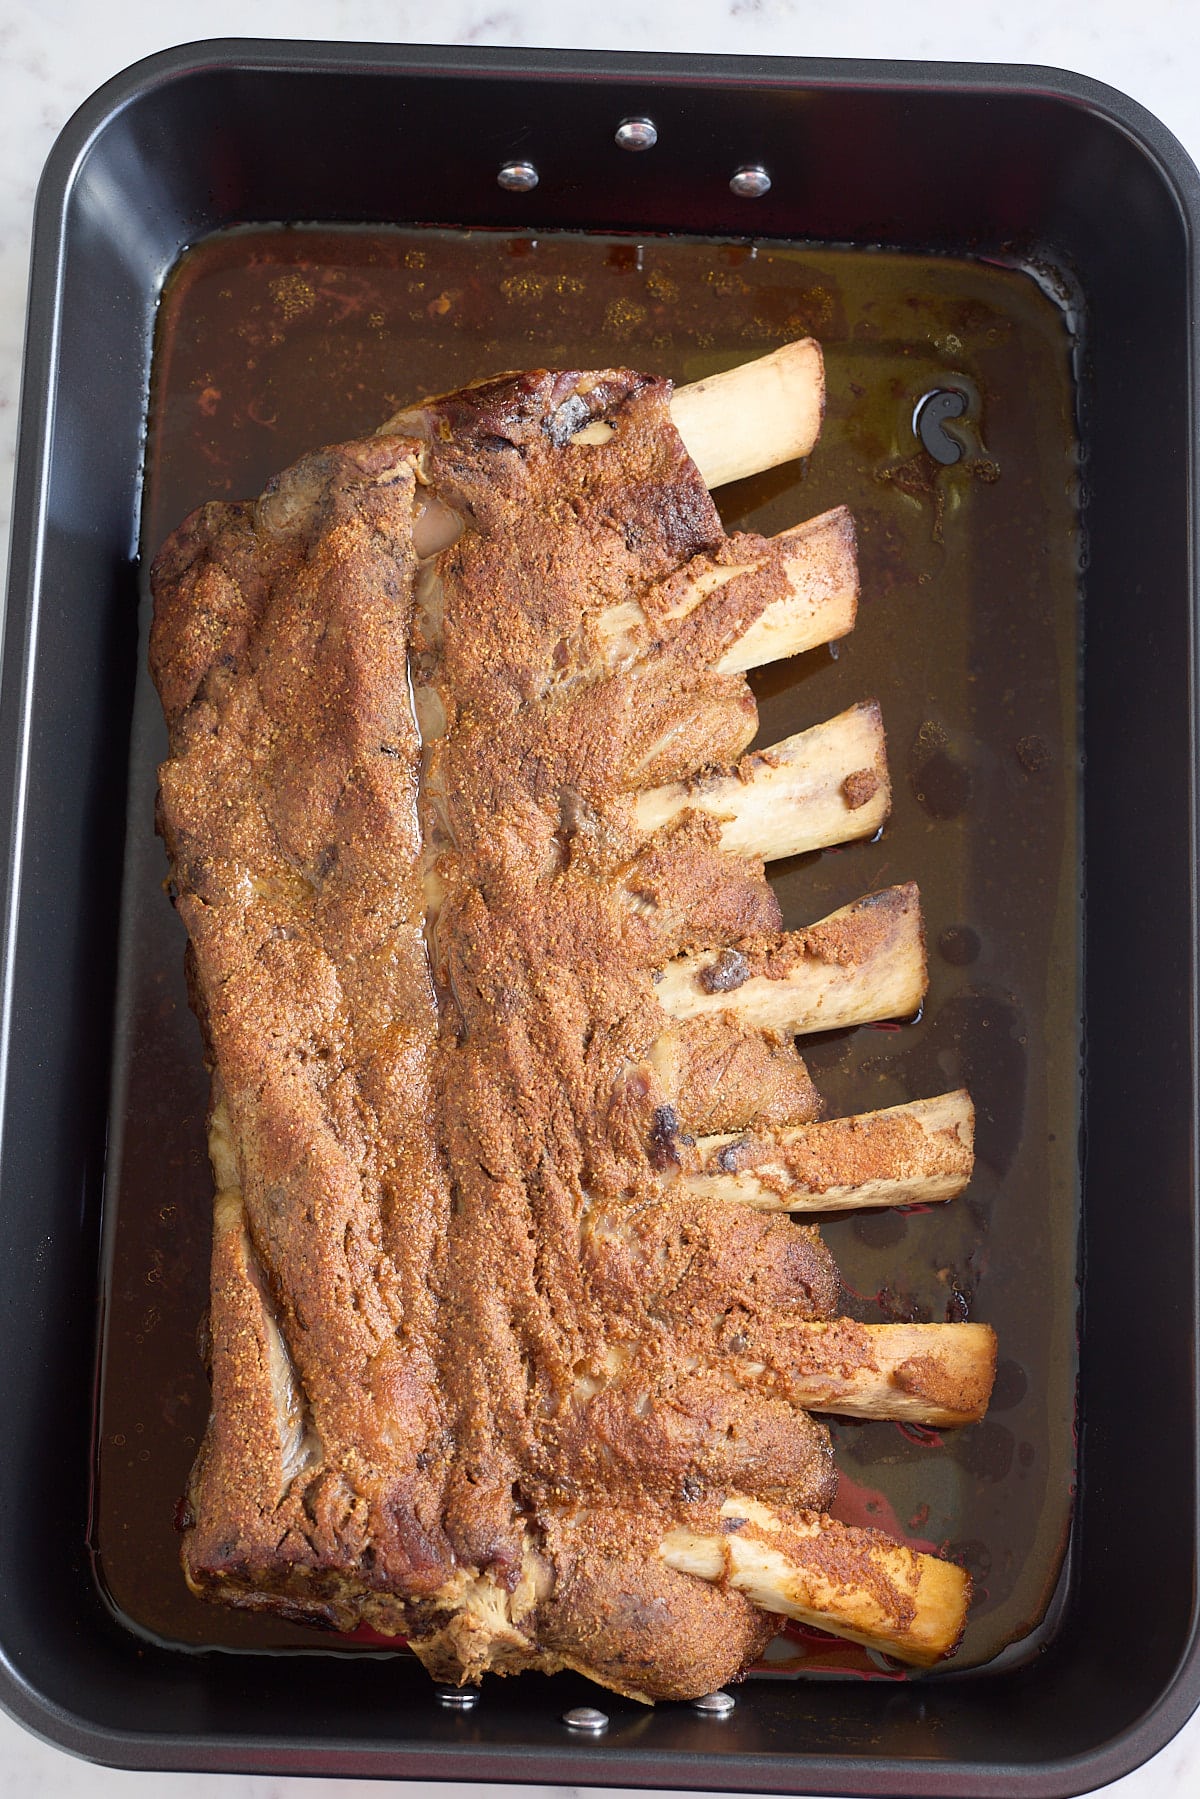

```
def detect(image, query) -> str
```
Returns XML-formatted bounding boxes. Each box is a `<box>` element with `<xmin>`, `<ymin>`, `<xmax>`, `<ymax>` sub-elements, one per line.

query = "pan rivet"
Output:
<box><xmin>692</xmin><ymin>1689</ymin><xmax>737</xmax><ymax>1715</ymax></box>
<box><xmin>730</xmin><ymin>164</ymin><xmax>771</xmax><ymax>198</ymax></box>
<box><xmin>616</xmin><ymin>116</ymin><xmax>658</xmax><ymax>151</ymax></box>
<box><xmin>435</xmin><ymin>1685</ymin><xmax>480</xmax><ymax>1708</ymax></box>
<box><xmin>497</xmin><ymin>160</ymin><xmax>539</xmax><ymax>193</ymax></box>
<box><xmin>563</xmin><ymin>1705</ymin><xmax>610</xmax><ymax>1732</ymax></box>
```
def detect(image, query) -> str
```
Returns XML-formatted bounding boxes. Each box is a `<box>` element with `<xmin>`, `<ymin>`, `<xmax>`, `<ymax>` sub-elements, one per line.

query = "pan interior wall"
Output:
<box><xmin>98</xmin><ymin>224</ymin><xmax>1081</xmax><ymax>1678</ymax></box>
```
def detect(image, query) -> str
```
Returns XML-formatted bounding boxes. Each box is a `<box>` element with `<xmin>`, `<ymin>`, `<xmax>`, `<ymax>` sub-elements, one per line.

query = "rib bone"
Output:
<box><xmin>772</xmin><ymin>1320</ymin><xmax>997</xmax><ymax>1426</ymax></box>
<box><xmin>669</xmin><ymin>340</ymin><xmax>825</xmax><ymax>489</ymax></box>
<box><xmin>594</xmin><ymin>506</ymin><xmax>857</xmax><ymax>678</ymax></box>
<box><xmin>689</xmin><ymin>1090</ymin><xmax>974</xmax><ymax>1212</ymax></box>
<box><xmin>655</xmin><ymin>886</ymin><xmax>927</xmax><ymax>1035</ymax></box>
<box><xmin>635</xmin><ymin>700</ymin><xmax>889</xmax><ymax>861</ymax></box>
<box><xmin>715</xmin><ymin>507</ymin><xmax>857</xmax><ymax>676</ymax></box>
<box><xmin>661</xmin><ymin>1496</ymin><xmax>970</xmax><ymax>1666</ymax></box>
<box><xmin>571</xmin><ymin>340</ymin><xmax>825</xmax><ymax>489</ymax></box>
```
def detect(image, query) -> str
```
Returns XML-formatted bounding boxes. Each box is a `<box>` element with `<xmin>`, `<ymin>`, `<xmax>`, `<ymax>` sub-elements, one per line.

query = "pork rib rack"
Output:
<box><xmin>149</xmin><ymin>343</ymin><xmax>995</xmax><ymax>1703</ymax></box>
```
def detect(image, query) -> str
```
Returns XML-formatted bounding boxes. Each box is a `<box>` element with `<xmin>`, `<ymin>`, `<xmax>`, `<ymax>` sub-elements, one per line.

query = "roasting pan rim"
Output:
<box><xmin>1</xmin><ymin>35</ymin><xmax>1197</xmax><ymax>1798</ymax></box>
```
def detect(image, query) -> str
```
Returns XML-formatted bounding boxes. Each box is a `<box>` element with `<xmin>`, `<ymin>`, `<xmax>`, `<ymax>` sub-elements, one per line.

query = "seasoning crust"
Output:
<box><xmin>151</xmin><ymin>365</ymin><xmax>980</xmax><ymax>1696</ymax></box>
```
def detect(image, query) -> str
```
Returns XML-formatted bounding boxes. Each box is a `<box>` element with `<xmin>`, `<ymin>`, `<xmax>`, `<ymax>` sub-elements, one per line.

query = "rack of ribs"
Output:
<box><xmin>150</xmin><ymin>342</ymin><xmax>996</xmax><ymax>1702</ymax></box>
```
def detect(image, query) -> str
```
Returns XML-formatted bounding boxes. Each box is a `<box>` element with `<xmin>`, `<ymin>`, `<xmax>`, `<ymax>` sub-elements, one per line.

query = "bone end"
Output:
<box><xmin>671</xmin><ymin>340</ymin><xmax>825</xmax><ymax>490</ymax></box>
<box><xmin>662</xmin><ymin>1498</ymin><xmax>971</xmax><ymax>1667</ymax></box>
<box><xmin>715</xmin><ymin>506</ymin><xmax>859</xmax><ymax>675</ymax></box>
<box><xmin>656</xmin><ymin>884</ymin><xmax>927</xmax><ymax>1035</ymax></box>
<box><xmin>634</xmin><ymin>698</ymin><xmax>890</xmax><ymax>861</ymax></box>
<box><xmin>689</xmin><ymin>1088</ymin><xmax>974</xmax><ymax>1214</ymax></box>
<box><xmin>780</xmin><ymin>1319</ymin><xmax>998</xmax><ymax>1426</ymax></box>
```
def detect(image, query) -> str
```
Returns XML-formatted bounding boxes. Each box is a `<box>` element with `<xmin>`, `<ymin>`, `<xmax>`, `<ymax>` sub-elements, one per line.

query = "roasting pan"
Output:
<box><xmin>0</xmin><ymin>38</ymin><xmax>1197</xmax><ymax>1796</ymax></box>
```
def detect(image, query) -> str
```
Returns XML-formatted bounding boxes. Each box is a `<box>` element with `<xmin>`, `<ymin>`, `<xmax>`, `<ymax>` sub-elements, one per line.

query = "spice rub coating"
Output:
<box><xmin>151</xmin><ymin>365</ymin><xmax>971</xmax><ymax>1698</ymax></box>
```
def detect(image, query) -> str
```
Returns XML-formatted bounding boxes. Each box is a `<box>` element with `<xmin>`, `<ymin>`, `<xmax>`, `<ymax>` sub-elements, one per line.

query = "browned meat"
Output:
<box><xmin>150</xmin><ymin>364</ymin><xmax>981</xmax><ymax>1701</ymax></box>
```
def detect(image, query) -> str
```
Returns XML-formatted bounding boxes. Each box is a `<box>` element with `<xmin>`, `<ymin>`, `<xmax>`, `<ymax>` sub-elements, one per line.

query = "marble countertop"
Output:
<box><xmin>1</xmin><ymin>1</ymin><xmax>1197</xmax><ymax>1795</ymax></box>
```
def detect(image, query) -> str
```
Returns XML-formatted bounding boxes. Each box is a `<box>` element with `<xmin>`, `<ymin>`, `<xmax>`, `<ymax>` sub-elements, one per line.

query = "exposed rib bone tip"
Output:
<box><xmin>689</xmin><ymin>1089</ymin><xmax>974</xmax><ymax>1213</ymax></box>
<box><xmin>661</xmin><ymin>1497</ymin><xmax>970</xmax><ymax>1667</ymax></box>
<box><xmin>635</xmin><ymin>699</ymin><xmax>890</xmax><ymax>862</ymax></box>
<box><xmin>655</xmin><ymin>885</ymin><xmax>927</xmax><ymax>1035</ymax></box>
<box><xmin>594</xmin><ymin>504</ymin><xmax>858</xmax><ymax>681</ymax></box>
<box><xmin>670</xmin><ymin>339</ymin><xmax>826</xmax><ymax>489</ymax></box>
<box><xmin>775</xmin><ymin>1319</ymin><xmax>997</xmax><ymax>1425</ymax></box>
<box><xmin>715</xmin><ymin>507</ymin><xmax>858</xmax><ymax>675</ymax></box>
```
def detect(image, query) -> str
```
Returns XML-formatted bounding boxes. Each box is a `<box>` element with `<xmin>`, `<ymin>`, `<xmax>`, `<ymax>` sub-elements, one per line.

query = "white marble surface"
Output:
<box><xmin>1</xmin><ymin>0</ymin><xmax>1198</xmax><ymax>1794</ymax></box>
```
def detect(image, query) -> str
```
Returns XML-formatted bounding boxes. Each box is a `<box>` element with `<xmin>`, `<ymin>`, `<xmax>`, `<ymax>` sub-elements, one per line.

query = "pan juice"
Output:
<box><xmin>98</xmin><ymin>226</ymin><xmax>1081</xmax><ymax>1673</ymax></box>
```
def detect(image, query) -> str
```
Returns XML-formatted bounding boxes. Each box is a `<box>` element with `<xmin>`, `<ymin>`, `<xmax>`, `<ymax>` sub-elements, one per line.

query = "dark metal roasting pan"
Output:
<box><xmin>0</xmin><ymin>38</ymin><xmax>1197</xmax><ymax>1795</ymax></box>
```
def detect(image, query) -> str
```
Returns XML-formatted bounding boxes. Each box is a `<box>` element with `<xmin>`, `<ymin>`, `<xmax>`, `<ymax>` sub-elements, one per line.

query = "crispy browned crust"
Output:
<box><xmin>151</xmin><ymin>366</ymin><xmax>982</xmax><ymax>1699</ymax></box>
<box><xmin>674</xmin><ymin>1016</ymin><xmax>824</xmax><ymax>1133</ymax></box>
<box><xmin>153</xmin><ymin>437</ymin><xmax>456</xmax><ymax>1616</ymax></box>
<box><xmin>696</xmin><ymin>1091</ymin><xmax>975</xmax><ymax>1200</ymax></box>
